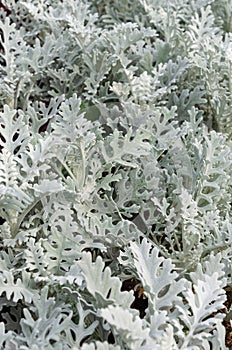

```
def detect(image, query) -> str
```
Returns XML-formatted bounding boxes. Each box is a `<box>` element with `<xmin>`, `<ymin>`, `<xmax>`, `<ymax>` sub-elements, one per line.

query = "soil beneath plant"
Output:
<box><xmin>224</xmin><ymin>290</ymin><xmax>232</xmax><ymax>349</ymax></box>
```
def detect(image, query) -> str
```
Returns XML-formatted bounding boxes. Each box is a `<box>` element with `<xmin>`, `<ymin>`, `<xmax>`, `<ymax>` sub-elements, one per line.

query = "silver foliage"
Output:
<box><xmin>0</xmin><ymin>0</ymin><xmax>232</xmax><ymax>349</ymax></box>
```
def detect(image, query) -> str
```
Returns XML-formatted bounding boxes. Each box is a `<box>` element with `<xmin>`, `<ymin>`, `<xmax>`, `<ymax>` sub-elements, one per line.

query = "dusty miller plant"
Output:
<box><xmin>0</xmin><ymin>0</ymin><xmax>232</xmax><ymax>349</ymax></box>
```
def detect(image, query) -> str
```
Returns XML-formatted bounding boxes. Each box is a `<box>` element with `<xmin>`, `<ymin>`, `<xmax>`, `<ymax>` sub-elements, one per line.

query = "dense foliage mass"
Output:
<box><xmin>0</xmin><ymin>0</ymin><xmax>232</xmax><ymax>349</ymax></box>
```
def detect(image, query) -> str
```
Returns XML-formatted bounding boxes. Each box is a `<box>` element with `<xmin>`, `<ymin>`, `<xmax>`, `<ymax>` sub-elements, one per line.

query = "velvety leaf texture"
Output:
<box><xmin>0</xmin><ymin>0</ymin><xmax>232</xmax><ymax>349</ymax></box>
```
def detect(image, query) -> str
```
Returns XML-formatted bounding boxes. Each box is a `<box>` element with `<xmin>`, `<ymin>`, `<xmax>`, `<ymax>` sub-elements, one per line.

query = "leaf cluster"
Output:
<box><xmin>0</xmin><ymin>0</ymin><xmax>232</xmax><ymax>349</ymax></box>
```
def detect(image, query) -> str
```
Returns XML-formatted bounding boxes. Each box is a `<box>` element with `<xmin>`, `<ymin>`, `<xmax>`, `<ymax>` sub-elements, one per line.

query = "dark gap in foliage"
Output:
<box><xmin>39</xmin><ymin>120</ymin><xmax>50</xmax><ymax>133</ymax></box>
<box><xmin>0</xmin><ymin>302</ymin><xmax>24</xmax><ymax>333</ymax></box>
<box><xmin>106</xmin><ymin>288</ymin><xmax>112</xmax><ymax>299</ymax></box>
<box><xmin>108</xmin><ymin>331</ymin><xmax>115</xmax><ymax>344</ymax></box>
<box><xmin>0</xmin><ymin>2</ymin><xmax>11</xmax><ymax>16</ymax></box>
<box><xmin>121</xmin><ymin>278</ymin><xmax>148</xmax><ymax>319</ymax></box>
<box><xmin>223</xmin><ymin>289</ymin><xmax>232</xmax><ymax>349</ymax></box>
<box><xmin>0</xmin><ymin>216</ymin><xmax>6</xmax><ymax>225</ymax></box>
